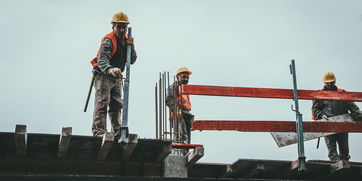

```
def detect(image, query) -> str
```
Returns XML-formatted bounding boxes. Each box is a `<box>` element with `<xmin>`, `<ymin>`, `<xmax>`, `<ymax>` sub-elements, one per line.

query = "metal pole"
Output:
<box><xmin>290</xmin><ymin>59</ymin><xmax>306</xmax><ymax>171</ymax></box>
<box><xmin>163</xmin><ymin>72</ymin><xmax>167</xmax><ymax>139</ymax></box>
<box><xmin>119</xmin><ymin>27</ymin><xmax>133</xmax><ymax>144</ymax></box>
<box><xmin>159</xmin><ymin>73</ymin><xmax>162</xmax><ymax>139</ymax></box>
<box><xmin>83</xmin><ymin>72</ymin><xmax>96</xmax><ymax>112</ymax></box>
<box><xmin>167</xmin><ymin>72</ymin><xmax>171</xmax><ymax>140</ymax></box>
<box><xmin>155</xmin><ymin>84</ymin><xmax>158</xmax><ymax>139</ymax></box>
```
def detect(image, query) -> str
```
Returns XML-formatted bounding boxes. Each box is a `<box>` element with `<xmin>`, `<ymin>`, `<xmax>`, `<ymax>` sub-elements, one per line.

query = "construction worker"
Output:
<box><xmin>166</xmin><ymin>67</ymin><xmax>194</xmax><ymax>151</ymax></box>
<box><xmin>90</xmin><ymin>12</ymin><xmax>137</xmax><ymax>137</ymax></box>
<box><xmin>312</xmin><ymin>72</ymin><xmax>362</xmax><ymax>161</ymax></box>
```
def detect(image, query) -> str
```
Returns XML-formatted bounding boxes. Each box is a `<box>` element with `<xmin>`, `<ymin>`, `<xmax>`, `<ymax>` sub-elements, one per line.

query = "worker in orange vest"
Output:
<box><xmin>166</xmin><ymin>67</ymin><xmax>194</xmax><ymax>151</ymax></box>
<box><xmin>91</xmin><ymin>12</ymin><xmax>137</xmax><ymax>137</ymax></box>
<box><xmin>312</xmin><ymin>72</ymin><xmax>361</xmax><ymax>161</ymax></box>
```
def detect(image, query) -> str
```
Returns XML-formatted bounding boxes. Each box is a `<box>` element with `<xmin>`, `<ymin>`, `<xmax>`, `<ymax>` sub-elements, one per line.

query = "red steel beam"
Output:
<box><xmin>181</xmin><ymin>85</ymin><xmax>362</xmax><ymax>101</ymax></box>
<box><xmin>172</xmin><ymin>143</ymin><xmax>204</xmax><ymax>149</ymax></box>
<box><xmin>192</xmin><ymin>120</ymin><xmax>362</xmax><ymax>133</ymax></box>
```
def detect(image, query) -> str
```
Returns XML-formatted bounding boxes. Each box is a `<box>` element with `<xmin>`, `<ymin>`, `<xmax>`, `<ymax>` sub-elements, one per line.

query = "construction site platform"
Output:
<box><xmin>0</xmin><ymin>126</ymin><xmax>362</xmax><ymax>181</ymax></box>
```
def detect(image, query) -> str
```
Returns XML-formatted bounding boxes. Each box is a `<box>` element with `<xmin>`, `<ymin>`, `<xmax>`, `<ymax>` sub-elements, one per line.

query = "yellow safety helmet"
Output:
<box><xmin>176</xmin><ymin>66</ymin><xmax>192</xmax><ymax>75</ymax></box>
<box><xmin>323</xmin><ymin>72</ymin><xmax>336</xmax><ymax>82</ymax></box>
<box><xmin>111</xmin><ymin>12</ymin><xmax>129</xmax><ymax>24</ymax></box>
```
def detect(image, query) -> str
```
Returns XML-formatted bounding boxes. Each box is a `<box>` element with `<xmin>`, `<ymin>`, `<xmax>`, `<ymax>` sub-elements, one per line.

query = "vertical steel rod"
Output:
<box><xmin>155</xmin><ymin>84</ymin><xmax>158</xmax><ymax>139</ymax></box>
<box><xmin>158</xmin><ymin>73</ymin><xmax>162</xmax><ymax>139</ymax></box>
<box><xmin>163</xmin><ymin>72</ymin><xmax>167</xmax><ymax>139</ymax></box>
<box><xmin>290</xmin><ymin>59</ymin><xmax>306</xmax><ymax>171</ymax></box>
<box><xmin>167</xmin><ymin>72</ymin><xmax>171</xmax><ymax>140</ymax></box>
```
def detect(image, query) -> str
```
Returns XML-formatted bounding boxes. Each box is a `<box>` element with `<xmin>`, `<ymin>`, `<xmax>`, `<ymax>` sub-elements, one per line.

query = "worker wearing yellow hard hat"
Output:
<box><xmin>90</xmin><ymin>12</ymin><xmax>137</xmax><ymax>137</ymax></box>
<box><xmin>166</xmin><ymin>67</ymin><xmax>194</xmax><ymax>155</ymax></box>
<box><xmin>312</xmin><ymin>72</ymin><xmax>362</xmax><ymax>161</ymax></box>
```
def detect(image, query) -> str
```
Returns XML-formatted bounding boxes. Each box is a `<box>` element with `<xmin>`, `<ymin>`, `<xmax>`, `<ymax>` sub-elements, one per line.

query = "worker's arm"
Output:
<box><xmin>97</xmin><ymin>38</ymin><xmax>114</xmax><ymax>74</ymax></box>
<box><xmin>346</xmin><ymin>101</ymin><xmax>362</xmax><ymax>121</ymax></box>
<box><xmin>166</xmin><ymin>85</ymin><xmax>174</xmax><ymax>108</ymax></box>
<box><xmin>312</xmin><ymin>100</ymin><xmax>325</xmax><ymax>120</ymax></box>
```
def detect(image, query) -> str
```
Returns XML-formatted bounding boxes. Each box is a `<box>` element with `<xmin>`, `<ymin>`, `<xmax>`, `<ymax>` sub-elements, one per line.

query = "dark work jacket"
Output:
<box><xmin>96</xmin><ymin>33</ymin><xmax>137</xmax><ymax>74</ymax></box>
<box><xmin>312</xmin><ymin>87</ymin><xmax>360</xmax><ymax>120</ymax></box>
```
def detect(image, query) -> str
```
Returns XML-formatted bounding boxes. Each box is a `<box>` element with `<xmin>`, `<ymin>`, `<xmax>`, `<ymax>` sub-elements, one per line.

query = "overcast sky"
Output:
<box><xmin>1</xmin><ymin>0</ymin><xmax>362</xmax><ymax>163</ymax></box>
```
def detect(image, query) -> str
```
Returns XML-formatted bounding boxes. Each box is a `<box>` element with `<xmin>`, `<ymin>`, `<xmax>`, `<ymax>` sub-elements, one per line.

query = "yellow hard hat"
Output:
<box><xmin>176</xmin><ymin>67</ymin><xmax>192</xmax><ymax>75</ymax></box>
<box><xmin>323</xmin><ymin>72</ymin><xmax>336</xmax><ymax>82</ymax></box>
<box><xmin>111</xmin><ymin>12</ymin><xmax>129</xmax><ymax>24</ymax></box>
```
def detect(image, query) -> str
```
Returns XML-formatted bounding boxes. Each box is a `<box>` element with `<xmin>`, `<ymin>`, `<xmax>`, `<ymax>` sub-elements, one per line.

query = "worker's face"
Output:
<box><xmin>177</xmin><ymin>73</ymin><xmax>190</xmax><ymax>85</ymax></box>
<box><xmin>324</xmin><ymin>80</ymin><xmax>336</xmax><ymax>89</ymax></box>
<box><xmin>113</xmin><ymin>23</ymin><xmax>128</xmax><ymax>38</ymax></box>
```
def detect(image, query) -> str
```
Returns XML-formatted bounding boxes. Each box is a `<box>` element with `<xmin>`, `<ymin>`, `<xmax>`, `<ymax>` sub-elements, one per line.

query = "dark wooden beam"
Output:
<box><xmin>192</xmin><ymin>120</ymin><xmax>362</xmax><ymax>132</ymax></box>
<box><xmin>121</xmin><ymin>134</ymin><xmax>138</xmax><ymax>160</ymax></box>
<box><xmin>57</xmin><ymin>127</ymin><xmax>72</xmax><ymax>158</ymax></box>
<box><xmin>97</xmin><ymin>132</ymin><xmax>114</xmax><ymax>160</ymax></box>
<box><xmin>14</xmin><ymin>124</ymin><xmax>27</xmax><ymax>156</ymax></box>
<box><xmin>181</xmin><ymin>85</ymin><xmax>362</xmax><ymax>101</ymax></box>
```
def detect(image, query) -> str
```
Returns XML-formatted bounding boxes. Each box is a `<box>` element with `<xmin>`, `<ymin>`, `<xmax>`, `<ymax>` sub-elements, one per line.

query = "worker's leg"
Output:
<box><xmin>92</xmin><ymin>74</ymin><xmax>111</xmax><ymax>136</ymax></box>
<box><xmin>179</xmin><ymin>116</ymin><xmax>188</xmax><ymax>143</ymax></box>
<box><xmin>337</xmin><ymin>133</ymin><xmax>350</xmax><ymax>160</ymax></box>
<box><xmin>109</xmin><ymin>78</ymin><xmax>123</xmax><ymax>136</ymax></box>
<box><xmin>324</xmin><ymin>134</ymin><xmax>340</xmax><ymax>161</ymax></box>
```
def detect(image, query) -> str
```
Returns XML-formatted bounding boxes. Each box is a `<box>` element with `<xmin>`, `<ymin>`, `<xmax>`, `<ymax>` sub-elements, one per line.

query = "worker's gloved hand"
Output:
<box><xmin>126</xmin><ymin>37</ymin><xmax>134</xmax><ymax>45</ymax></box>
<box><xmin>322</xmin><ymin>115</ymin><xmax>329</xmax><ymax>120</ymax></box>
<box><xmin>108</xmin><ymin>68</ymin><xmax>122</xmax><ymax>77</ymax></box>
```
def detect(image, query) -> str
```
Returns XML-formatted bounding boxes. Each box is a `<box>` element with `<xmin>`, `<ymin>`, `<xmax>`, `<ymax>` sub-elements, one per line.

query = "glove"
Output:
<box><xmin>322</xmin><ymin>115</ymin><xmax>329</xmax><ymax>120</ymax></box>
<box><xmin>108</xmin><ymin>68</ymin><xmax>122</xmax><ymax>77</ymax></box>
<box><xmin>126</xmin><ymin>37</ymin><xmax>134</xmax><ymax>45</ymax></box>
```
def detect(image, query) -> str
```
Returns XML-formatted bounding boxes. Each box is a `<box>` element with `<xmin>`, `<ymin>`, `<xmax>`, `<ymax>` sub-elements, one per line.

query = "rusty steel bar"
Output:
<box><xmin>158</xmin><ymin>74</ymin><xmax>162</xmax><ymax>139</ymax></box>
<box><xmin>155</xmin><ymin>84</ymin><xmax>158</xmax><ymax>139</ymax></box>
<box><xmin>167</xmin><ymin>71</ymin><xmax>172</xmax><ymax>140</ymax></box>
<box><xmin>163</xmin><ymin>72</ymin><xmax>167</xmax><ymax>139</ymax></box>
<box><xmin>192</xmin><ymin>120</ymin><xmax>362</xmax><ymax>132</ymax></box>
<box><xmin>181</xmin><ymin>85</ymin><xmax>362</xmax><ymax>102</ymax></box>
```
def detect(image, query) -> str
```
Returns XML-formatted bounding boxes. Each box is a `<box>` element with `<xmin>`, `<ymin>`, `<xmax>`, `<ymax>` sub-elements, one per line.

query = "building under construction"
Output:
<box><xmin>2</xmin><ymin>61</ymin><xmax>362</xmax><ymax>181</ymax></box>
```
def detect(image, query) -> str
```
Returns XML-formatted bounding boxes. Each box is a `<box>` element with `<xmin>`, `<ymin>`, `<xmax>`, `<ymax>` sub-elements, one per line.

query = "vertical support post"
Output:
<box><xmin>119</xmin><ymin>27</ymin><xmax>132</xmax><ymax>144</ymax></box>
<box><xmin>290</xmin><ymin>59</ymin><xmax>306</xmax><ymax>171</ymax></box>
<box><xmin>15</xmin><ymin>124</ymin><xmax>27</xmax><ymax>156</ymax></box>
<box><xmin>155</xmin><ymin>84</ymin><xmax>158</xmax><ymax>139</ymax></box>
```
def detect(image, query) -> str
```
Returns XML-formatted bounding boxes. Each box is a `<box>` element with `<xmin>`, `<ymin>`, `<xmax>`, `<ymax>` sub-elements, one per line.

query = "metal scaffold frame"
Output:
<box><xmin>177</xmin><ymin>60</ymin><xmax>362</xmax><ymax>171</ymax></box>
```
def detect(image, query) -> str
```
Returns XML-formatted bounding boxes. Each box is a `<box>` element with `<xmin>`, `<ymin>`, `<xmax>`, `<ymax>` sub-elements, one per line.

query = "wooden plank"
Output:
<box><xmin>14</xmin><ymin>124</ymin><xmax>27</xmax><ymax>156</ymax></box>
<box><xmin>271</xmin><ymin>113</ymin><xmax>355</xmax><ymax>147</ymax></box>
<box><xmin>186</xmin><ymin>147</ymin><xmax>204</xmax><ymax>168</ymax></box>
<box><xmin>181</xmin><ymin>84</ymin><xmax>362</xmax><ymax>101</ymax></box>
<box><xmin>121</xmin><ymin>134</ymin><xmax>138</xmax><ymax>160</ymax></box>
<box><xmin>192</xmin><ymin>120</ymin><xmax>362</xmax><ymax>132</ymax></box>
<box><xmin>57</xmin><ymin>127</ymin><xmax>72</xmax><ymax>158</ymax></box>
<box><xmin>97</xmin><ymin>132</ymin><xmax>114</xmax><ymax>160</ymax></box>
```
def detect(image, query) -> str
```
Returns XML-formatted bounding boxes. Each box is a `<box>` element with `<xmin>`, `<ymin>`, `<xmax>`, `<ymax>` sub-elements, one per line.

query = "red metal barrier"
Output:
<box><xmin>192</xmin><ymin>120</ymin><xmax>362</xmax><ymax>132</ymax></box>
<box><xmin>172</xmin><ymin>143</ymin><xmax>204</xmax><ymax>149</ymax></box>
<box><xmin>181</xmin><ymin>85</ymin><xmax>362</xmax><ymax>102</ymax></box>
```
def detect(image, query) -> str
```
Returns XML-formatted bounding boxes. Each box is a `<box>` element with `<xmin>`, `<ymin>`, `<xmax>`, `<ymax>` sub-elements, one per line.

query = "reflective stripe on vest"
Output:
<box><xmin>90</xmin><ymin>32</ymin><xmax>128</xmax><ymax>68</ymax></box>
<box><xmin>177</xmin><ymin>94</ymin><xmax>191</xmax><ymax>111</ymax></box>
<box><xmin>311</xmin><ymin>88</ymin><xmax>344</xmax><ymax>120</ymax></box>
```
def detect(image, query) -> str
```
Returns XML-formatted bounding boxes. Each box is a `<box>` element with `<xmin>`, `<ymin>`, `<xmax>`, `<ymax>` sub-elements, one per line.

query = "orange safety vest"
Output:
<box><xmin>176</xmin><ymin>86</ymin><xmax>192</xmax><ymax>111</ymax></box>
<box><xmin>311</xmin><ymin>88</ymin><xmax>344</xmax><ymax>120</ymax></box>
<box><xmin>90</xmin><ymin>32</ymin><xmax>128</xmax><ymax>69</ymax></box>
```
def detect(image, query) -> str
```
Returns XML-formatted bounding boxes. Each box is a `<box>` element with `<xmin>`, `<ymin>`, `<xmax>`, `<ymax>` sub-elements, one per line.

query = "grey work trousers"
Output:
<box><xmin>324</xmin><ymin>133</ymin><xmax>350</xmax><ymax>161</ymax></box>
<box><xmin>92</xmin><ymin>73</ymin><xmax>123</xmax><ymax>136</ymax></box>
<box><xmin>179</xmin><ymin>114</ymin><xmax>194</xmax><ymax>144</ymax></box>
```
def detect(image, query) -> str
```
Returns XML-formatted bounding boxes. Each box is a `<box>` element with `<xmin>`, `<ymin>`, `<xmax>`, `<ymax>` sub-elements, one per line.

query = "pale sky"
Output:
<box><xmin>1</xmin><ymin>0</ymin><xmax>362</xmax><ymax>163</ymax></box>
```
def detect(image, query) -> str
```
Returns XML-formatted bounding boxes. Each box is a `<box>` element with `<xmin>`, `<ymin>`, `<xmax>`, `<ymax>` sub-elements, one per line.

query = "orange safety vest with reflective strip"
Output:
<box><xmin>90</xmin><ymin>32</ymin><xmax>128</xmax><ymax>69</ymax></box>
<box><xmin>311</xmin><ymin>88</ymin><xmax>344</xmax><ymax>120</ymax></box>
<box><xmin>177</xmin><ymin>85</ymin><xmax>191</xmax><ymax>111</ymax></box>
<box><xmin>169</xmin><ymin>86</ymin><xmax>192</xmax><ymax>119</ymax></box>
